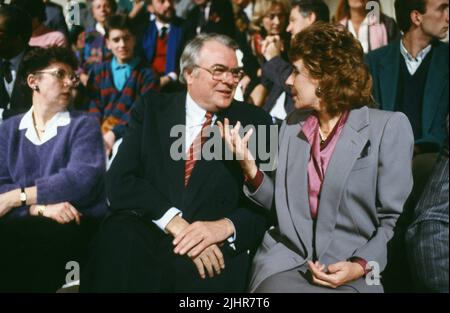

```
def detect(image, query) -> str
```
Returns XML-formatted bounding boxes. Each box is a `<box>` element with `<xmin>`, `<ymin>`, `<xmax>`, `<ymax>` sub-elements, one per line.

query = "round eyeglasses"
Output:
<box><xmin>34</xmin><ymin>68</ymin><xmax>80</xmax><ymax>86</ymax></box>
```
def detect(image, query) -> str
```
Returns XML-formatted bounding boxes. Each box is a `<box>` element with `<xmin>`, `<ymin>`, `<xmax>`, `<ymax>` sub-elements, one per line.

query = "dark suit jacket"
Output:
<box><xmin>365</xmin><ymin>40</ymin><xmax>449</xmax><ymax>149</ymax></box>
<box><xmin>0</xmin><ymin>51</ymin><xmax>32</xmax><ymax>120</ymax></box>
<box><xmin>44</xmin><ymin>2</ymin><xmax>69</xmax><ymax>39</ymax></box>
<box><xmin>105</xmin><ymin>91</ymin><xmax>272</xmax><ymax>290</ymax></box>
<box><xmin>406</xmin><ymin>120</ymin><xmax>449</xmax><ymax>293</ymax></box>
<box><xmin>183</xmin><ymin>0</ymin><xmax>236</xmax><ymax>43</ymax></box>
<box><xmin>261</xmin><ymin>56</ymin><xmax>294</xmax><ymax>116</ymax></box>
<box><xmin>141</xmin><ymin>17</ymin><xmax>185</xmax><ymax>76</ymax></box>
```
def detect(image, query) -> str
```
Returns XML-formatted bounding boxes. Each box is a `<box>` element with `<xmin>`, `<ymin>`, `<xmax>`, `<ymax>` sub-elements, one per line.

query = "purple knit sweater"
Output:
<box><xmin>0</xmin><ymin>112</ymin><xmax>107</xmax><ymax>219</ymax></box>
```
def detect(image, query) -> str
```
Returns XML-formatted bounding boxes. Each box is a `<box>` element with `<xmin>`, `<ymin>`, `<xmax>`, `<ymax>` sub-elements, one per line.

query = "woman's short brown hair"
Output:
<box><xmin>289</xmin><ymin>22</ymin><xmax>374</xmax><ymax>116</ymax></box>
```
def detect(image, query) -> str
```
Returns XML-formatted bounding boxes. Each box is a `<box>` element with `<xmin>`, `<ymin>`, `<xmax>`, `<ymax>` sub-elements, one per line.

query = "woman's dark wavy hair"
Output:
<box><xmin>18</xmin><ymin>46</ymin><xmax>78</xmax><ymax>88</ymax></box>
<box><xmin>289</xmin><ymin>22</ymin><xmax>374</xmax><ymax>116</ymax></box>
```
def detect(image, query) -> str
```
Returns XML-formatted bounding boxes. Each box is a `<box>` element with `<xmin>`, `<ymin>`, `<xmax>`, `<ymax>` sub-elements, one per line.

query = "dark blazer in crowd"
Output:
<box><xmin>365</xmin><ymin>40</ymin><xmax>449</xmax><ymax>150</ymax></box>
<box><xmin>245</xmin><ymin>106</ymin><xmax>414</xmax><ymax>292</ymax></box>
<box><xmin>260</xmin><ymin>55</ymin><xmax>294</xmax><ymax>117</ymax></box>
<box><xmin>183</xmin><ymin>0</ymin><xmax>236</xmax><ymax>42</ymax></box>
<box><xmin>44</xmin><ymin>1</ymin><xmax>69</xmax><ymax>40</ymax></box>
<box><xmin>141</xmin><ymin>17</ymin><xmax>185</xmax><ymax>77</ymax></box>
<box><xmin>406</xmin><ymin>123</ymin><xmax>449</xmax><ymax>293</ymax></box>
<box><xmin>0</xmin><ymin>49</ymin><xmax>32</xmax><ymax>120</ymax></box>
<box><xmin>82</xmin><ymin>91</ymin><xmax>272</xmax><ymax>292</ymax></box>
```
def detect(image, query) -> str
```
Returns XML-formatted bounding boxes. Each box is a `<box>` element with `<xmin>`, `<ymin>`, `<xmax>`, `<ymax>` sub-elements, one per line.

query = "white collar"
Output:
<box><xmin>400</xmin><ymin>39</ymin><xmax>432</xmax><ymax>62</ymax></box>
<box><xmin>95</xmin><ymin>23</ymin><xmax>106</xmax><ymax>36</ymax></box>
<box><xmin>19</xmin><ymin>108</ymin><xmax>71</xmax><ymax>145</ymax></box>
<box><xmin>244</xmin><ymin>2</ymin><xmax>253</xmax><ymax>20</ymax></box>
<box><xmin>186</xmin><ymin>92</ymin><xmax>209</xmax><ymax>128</ymax></box>
<box><xmin>155</xmin><ymin>20</ymin><xmax>171</xmax><ymax>32</ymax></box>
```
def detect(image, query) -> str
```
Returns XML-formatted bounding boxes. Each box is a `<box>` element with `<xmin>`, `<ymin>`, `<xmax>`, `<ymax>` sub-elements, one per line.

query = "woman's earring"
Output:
<box><xmin>32</xmin><ymin>85</ymin><xmax>39</xmax><ymax>91</ymax></box>
<box><xmin>316</xmin><ymin>87</ymin><xmax>322</xmax><ymax>96</ymax></box>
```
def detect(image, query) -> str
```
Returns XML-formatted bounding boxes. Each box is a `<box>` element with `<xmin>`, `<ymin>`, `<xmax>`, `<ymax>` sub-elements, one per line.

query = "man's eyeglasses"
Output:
<box><xmin>195</xmin><ymin>65</ymin><xmax>244</xmax><ymax>83</ymax></box>
<box><xmin>34</xmin><ymin>68</ymin><xmax>80</xmax><ymax>86</ymax></box>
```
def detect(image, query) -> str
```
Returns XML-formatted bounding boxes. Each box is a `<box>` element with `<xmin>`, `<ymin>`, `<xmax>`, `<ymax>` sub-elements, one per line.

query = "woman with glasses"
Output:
<box><xmin>0</xmin><ymin>46</ymin><xmax>107</xmax><ymax>292</ymax></box>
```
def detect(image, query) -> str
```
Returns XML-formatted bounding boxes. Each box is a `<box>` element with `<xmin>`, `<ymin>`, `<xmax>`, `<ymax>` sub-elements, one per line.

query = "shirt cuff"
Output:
<box><xmin>167</xmin><ymin>72</ymin><xmax>178</xmax><ymax>82</ymax></box>
<box><xmin>224</xmin><ymin>218</ymin><xmax>236</xmax><ymax>251</ymax></box>
<box><xmin>349</xmin><ymin>257</ymin><xmax>371</xmax><ymax>275</ymax></box>
<box><xmin>152</xmin><ymin>207</ymin><xmax>182</xmax><ymax>234</ymax></box>
<box><xmin>244</xmin><ymin>169</ymin><xmax>264</xmax><ymax>192</ymax></box>
<box><xmin>0</xmin><ymin>108</ymin><xmax>4</xmax><ymax>123</ymax></box>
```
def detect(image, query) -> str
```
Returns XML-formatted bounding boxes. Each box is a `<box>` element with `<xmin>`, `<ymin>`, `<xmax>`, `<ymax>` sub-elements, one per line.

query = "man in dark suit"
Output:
<box><xmin>183</xmin><ymin>0</ymin><xmax>236</xmax><ymax>43</ymax></box>
<box><xmin>0</xmin><ymin>4</ymin><xmax>32</xmax><ymax>122</ymax></box>
<box><xmin>365</xmin><ymin>0</ymin><xmax>449</xmax><ymax>155</ymax></box>
<box><xmin>43</xmin><ymin>0</ymin><xmax>69</xmax><ymax>39</ymax></box>
<box><xmin>82</xmin><ymin>33</ymin><xmax>272</xmax><ymax>292</ymax></box>
<box><xmin>365</xmin><ymin>0</ymin><xmax>449</xmax><ymax>291</ymax></box>
<box><xmin>140</xmin><ymin>0</ymin><xmax>185</xmax><ymax>91</ymax></box>
<box><xmin>406</xmin><ymin>117</ymin><xmax>449</xmax><ymax>293</ymax></box>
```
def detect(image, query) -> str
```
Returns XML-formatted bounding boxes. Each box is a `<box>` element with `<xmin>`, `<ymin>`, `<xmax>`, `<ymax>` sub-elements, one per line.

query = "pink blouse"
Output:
<box><xmin>301</xmin><ymin>111</ymin><xmax>349</xmax><ymax>219</ymax></box>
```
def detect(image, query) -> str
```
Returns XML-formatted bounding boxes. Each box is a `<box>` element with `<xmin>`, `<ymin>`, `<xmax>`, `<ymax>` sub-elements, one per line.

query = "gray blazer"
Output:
<box><xmin>244</xmin><ymin>106</ymin><xmax>414</xmax><ymax>292</ymax></box>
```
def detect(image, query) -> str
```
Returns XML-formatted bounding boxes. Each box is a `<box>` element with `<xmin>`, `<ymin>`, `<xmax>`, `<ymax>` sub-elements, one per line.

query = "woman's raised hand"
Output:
<box><xmin>217</xmin><ymin>118</ymin><xmax>258</xmax><ymax>179</ymax></box>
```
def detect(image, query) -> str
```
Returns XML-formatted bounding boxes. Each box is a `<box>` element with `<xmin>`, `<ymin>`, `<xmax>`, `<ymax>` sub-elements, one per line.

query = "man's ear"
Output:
<box><xmin>105</xmin><ymin>38</ymin><xmax>112</xmax><ymax>51</ymax></box>
<box><xmin>184</xmin><ymin>68</ymin><xmax>196</xmax><ymax>85</ymax></box>
<box><xmin>410</xmin><ymin>10</ymin><xmax>422</xmax><ymax>27</ymax></box>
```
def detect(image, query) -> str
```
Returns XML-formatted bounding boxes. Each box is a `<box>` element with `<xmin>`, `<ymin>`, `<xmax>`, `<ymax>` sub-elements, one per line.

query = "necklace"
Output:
<box><xmin>32</xmin><ymin>112</ymin><xmax>46</xmax><ymax>136</ymax></box>
<box><xmin>318</xmin><ymin>127</ymin><xmax>327</xmax><ymax>145</ymax></box>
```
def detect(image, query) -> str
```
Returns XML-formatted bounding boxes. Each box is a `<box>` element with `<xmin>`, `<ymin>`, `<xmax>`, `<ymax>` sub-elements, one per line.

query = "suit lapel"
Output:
<box><xmin>284</xmin><ymin>123</ymin><xmax>314</xmax><ymax>258</ymax></box>
<box><xmin>378</xmin><ymin>42</ymin><xmax>400</xmax><ymax>110</ymax></box>
<box><xmin>315</xmin><ymin>107</ymin><xmax>370</xmax><ymax>259</ymax></box>
<box><xmin>422</xmin><ymin>43</ymin><xmax>448</xmax><ymax>137</ymax></box>
<box><xmin>0</xmin><ymin>61</ymin><xmax>9</xmax><ymax>108</ymax></box>
<box><xmin>159</xmin><ymin>92</ymin><xmax>187</xmax><ymax>206</ymax></box>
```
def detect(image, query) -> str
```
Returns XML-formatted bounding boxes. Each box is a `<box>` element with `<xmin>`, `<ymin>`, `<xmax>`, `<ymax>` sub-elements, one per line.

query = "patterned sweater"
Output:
<box><xmin>87</xmin><ymin>60</ymin><xmax>159</xmax><ymax>139</ymax></box>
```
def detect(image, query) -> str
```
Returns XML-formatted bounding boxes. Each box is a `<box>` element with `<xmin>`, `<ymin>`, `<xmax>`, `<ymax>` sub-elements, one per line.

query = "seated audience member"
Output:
<box><xmin>0</xmin><ymin>46</ymin><xmax>107</xmax><ymax>292</ymax></box>
<box><xmin>183</xmin><ymin>0</ymin><xmax>236</xmax><ymax>42</ymax></box>
<box><xmin>0</xmin><ymin>4</ymin><xmax>33</xmax><ymax>122</ymax></box>
<box><xmin>12</xmin><ymin>0</ymin><xmax>68</xmax><ymax>48</ymax></box>
<box><xmin>366</xmin><ymin>0</ymin><xmax>448</xmax><ymax>154</ymax></box>
<box><xmin>81</xmin><ymin>33</ymin><xmax>271</xmax><ymax>292</ymax></box>
<box><xmin>78</xmin><ymin>0</ymin><xmax>117</xmax><ymax>84</ymax></box>
<box><xmin>259</xmin><ymin>0</ymin><xmax>329</xmax><ymax>123</ymax></box>
<box><xmin>249</xmin><ymin>0</ymin><xmax>290</xmax><ymax>65</ymax></box>
<box><xmin>366</xmin><ymin>2</ymin><xmax>448</xmax><ymax>290</ymax></box>
<box><xmin>333</xmin><ymin>0</ymin><xmax>399</xmax><ymax>54</ymax></box>
<box><xmin>247</xmin><ymin>0</ymin><xmax>290</xmax><ymax>107</ymax></box>
<box><xmin>87</xmin><ymin>14</ymin><xmax>159</xmax><ymax>157</ymax></box>
<box><xmin>43</xmin><ymin>0</ymin><xmax>69</xmax><ymax>40</ymax></box>
<box><xmin>219</xmin><ymin>22</ymin><xmax>414</xmax><ymax>293</ymax></box>
<box><xmin>141</xmin><ymin>0</ymin><xmax>185</xmax><ymax>90</ymax></box>
<box><xmin>406</xmin><ymin>118</ymin><xmax>449</xmax><ymax>293</ymax></box>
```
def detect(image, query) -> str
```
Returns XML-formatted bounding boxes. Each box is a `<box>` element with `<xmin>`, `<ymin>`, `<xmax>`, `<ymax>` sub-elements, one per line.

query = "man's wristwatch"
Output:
<box><xmin>20</xmin><ymin>187</ymin><xmax>27</xmax><ymax>206</ymax></box>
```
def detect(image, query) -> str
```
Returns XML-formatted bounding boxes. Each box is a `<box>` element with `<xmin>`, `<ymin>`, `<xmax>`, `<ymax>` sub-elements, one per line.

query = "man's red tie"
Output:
<box><xmin>184</xmin><ymin>112</ymin><xmax>213</xmax><ymax>187</ymax></box>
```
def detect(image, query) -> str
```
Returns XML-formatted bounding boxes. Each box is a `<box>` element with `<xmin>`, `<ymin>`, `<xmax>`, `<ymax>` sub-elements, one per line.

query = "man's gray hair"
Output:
<box><xmin>179</xmin><ymin>33</ymin><xmax>238</xmax><ymax>84</ymax></box>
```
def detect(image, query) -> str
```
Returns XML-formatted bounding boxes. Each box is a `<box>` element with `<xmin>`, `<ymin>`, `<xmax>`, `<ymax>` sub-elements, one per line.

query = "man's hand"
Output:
<box><xmin>308</xmin><ymin>260</ymin><xmax>365</xmax><ymax>289</ymax></box>
<box><xmin>261</xmin><ymin>35</ymin><xmax>283</xmax><ymax>61</ymax></box>
<box><xmin>192</xmin><ymin>244</ymin><xmax>225</xmax><ymax>279</ymax></box>
<box><xmin>173</xmin><ymin>219</ymin><xmax>235</xmax><ymax>258</ymax></box>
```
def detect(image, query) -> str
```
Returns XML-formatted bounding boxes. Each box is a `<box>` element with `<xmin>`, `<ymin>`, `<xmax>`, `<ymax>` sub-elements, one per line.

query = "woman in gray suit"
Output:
<box><xmin>218</xmin><ymin>22</ymin><xmax>414</xmax><ymax>293</ymax></box>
